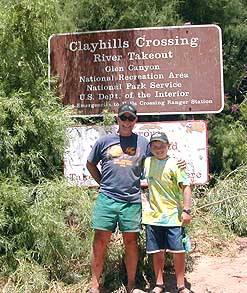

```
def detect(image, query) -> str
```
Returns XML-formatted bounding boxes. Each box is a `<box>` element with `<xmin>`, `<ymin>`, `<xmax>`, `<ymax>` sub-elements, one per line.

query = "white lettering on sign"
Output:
<box><xmin>169</xmin><ymin>72</ymin><xmax>189</xmax><ymax>79</ymax></box>
<box><xmin>105</xmin><ymin>65</ymin><xmax>124</xmax><ymax>72</ymax></box>
<box><xmin>118</xmin><ymin>73</ymin><xmax>164</xmax><ymax>81</ymax></box>
<box><xmin>128</xmin><ymin>64</ymin><xmax>160</xmax><ymax>72</ymax></box>
<box><xmin>135</xmin><ymin>35</ymin><xmax>199</xmax><ymax>48</ymax></box>
<box><xmin>79</xmin><ymin>75</ymin><xmax>114</xmax><ymax>82</ymax></box>
<box><xmin>155</xmin><ymin>91</ymin><xmax>190</xmax><ymax>98</ymax></box>
<box><xmin>68</xmin><ymin>36</ymin><xmax>199</xmax><ymax>53</ymax></box>
<box><xmin>86</xmin><ymin>84</ymin><xmax>122</xmax><ymax>91</ymax></box>
<box><xmin>126</xmin><ymin>82</ymin><xmax>146</xmax><ymax>90</ymax></box>
<box><xmin>128</xmin><ymin>51</ymin><xmax>173</xmax><ymax>60</ymax></box>
<box><xmin>69</xmin><ymin>39</ymin><xmax>129</xmax><ymax>53</ymax></box>
<box><xmin>93</xmin><ymin>54</ymin><xmax>123</xmax><ymax>62</ymax></box>
<box><xmin>150</xmin><ymin>81</ymin><xmax>182</xmax><ymax>88</ymax></box>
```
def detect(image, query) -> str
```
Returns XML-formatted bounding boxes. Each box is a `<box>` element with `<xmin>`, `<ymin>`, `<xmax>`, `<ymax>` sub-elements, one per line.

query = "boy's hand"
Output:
<box><xmin>177</xmin><ymin>159</ymin><xmax>186</xmax><ymax>169</ymax></box>
<box><xmin>182</xmin><ymin>211</ymin><xmax>191</xmax><ymax>225</ymax></box>
<box><xmin>141</xmin><ymin>192</ymin><xmax>148</xmax><ymax>203</ymax></box>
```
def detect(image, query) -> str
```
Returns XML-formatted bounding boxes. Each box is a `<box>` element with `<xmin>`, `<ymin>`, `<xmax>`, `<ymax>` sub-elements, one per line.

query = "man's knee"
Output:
<box><xmin>123</xmin><ymin>233</ymin><xmax>138</xmax><ymax>249</ymax></box>
<box><xmin>93</xmin><ymin>230</ymin><xmax>111</xmax><ymax>249</ymax></box>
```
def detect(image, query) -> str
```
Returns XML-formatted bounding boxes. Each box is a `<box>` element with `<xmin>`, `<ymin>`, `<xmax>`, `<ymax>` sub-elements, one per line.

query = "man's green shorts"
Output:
<box><xmin>92</xmin><ymin>193</ymin><xmax>142</xmax><ymax>232</ymax></box>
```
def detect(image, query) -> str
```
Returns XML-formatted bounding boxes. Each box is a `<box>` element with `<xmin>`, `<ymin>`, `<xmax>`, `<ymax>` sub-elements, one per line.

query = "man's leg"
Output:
<box><xmin>122</xmin><ymin>232</ymin><xmax>139</xmax><ymax>292</ymax></box>
<box><xmin>91</xmin><ymin>229</ymin><xmax>112</xmax><ymax>291</ymax></box>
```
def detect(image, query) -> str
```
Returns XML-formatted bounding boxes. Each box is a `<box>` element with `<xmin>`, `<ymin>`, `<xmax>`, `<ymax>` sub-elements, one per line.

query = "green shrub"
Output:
<box><xmin>0</xmin><ymin>178</ymin><xmax>95</xmax><ymax>288</ymax></box>
<box><xmin>5</xmin><ymin>257</ymin><xmax>49</xmax><ymax>292</ymax></box>
<box><xmin>29</xmin><ymin>178</ymin><xmax>94</xmax><ymax>280</ymax></box>
<box><xmin>0</xmin><ymin>84</ymin><xmax>73</xmax><ymax>183</ymax></box>
<box><xmin>0</xmin><ymin>179</ymin><xmax>34</xmax><ymax>274</ymax></box>
<box><xmin>195</xmin><ymin>164</ymin><xmax>247</xmax><ymax>236</ymax></box>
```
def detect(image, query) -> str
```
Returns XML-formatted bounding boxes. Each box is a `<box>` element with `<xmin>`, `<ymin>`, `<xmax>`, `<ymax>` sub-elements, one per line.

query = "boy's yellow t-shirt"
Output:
<box><xmin>142</xmin><ymin>156</ymin><xmax>190</xmax><ymax>226</ymax></box>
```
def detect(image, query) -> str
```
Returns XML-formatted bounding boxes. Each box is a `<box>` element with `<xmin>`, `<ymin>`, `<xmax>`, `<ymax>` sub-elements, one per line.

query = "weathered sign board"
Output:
<box><xmin>49</xmin><ymin>25</ymin><xmax>223</xmax><ymax>116</ymax></box>
<box><xmin>64</xmin><ymin>120</ymin><xmax>209</xmax><ymax>186</ymax></box>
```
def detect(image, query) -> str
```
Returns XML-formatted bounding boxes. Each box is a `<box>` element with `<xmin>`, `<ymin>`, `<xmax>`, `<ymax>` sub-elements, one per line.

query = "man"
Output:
<box><xmin>86</xmin><ymin>103</ymin><xmax>148</xmax><ymax>293</ymax></box>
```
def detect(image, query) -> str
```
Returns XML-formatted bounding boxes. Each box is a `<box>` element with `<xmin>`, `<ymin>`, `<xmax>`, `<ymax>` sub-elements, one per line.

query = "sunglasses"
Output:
<box><xmin>119</xmin><ymin>115</ymin><xmax>136</xmax><ymax>122</ymax></box>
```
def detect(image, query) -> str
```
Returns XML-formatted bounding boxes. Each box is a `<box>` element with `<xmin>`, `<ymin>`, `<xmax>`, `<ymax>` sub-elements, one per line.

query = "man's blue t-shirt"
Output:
<box><xmin>87</xmin><ymin>132</ymin><xmax>149</xmax><ymax>203</ymax></box>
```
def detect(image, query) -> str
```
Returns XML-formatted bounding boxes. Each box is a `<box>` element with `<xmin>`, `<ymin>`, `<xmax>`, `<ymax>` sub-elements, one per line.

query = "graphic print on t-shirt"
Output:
<box><xmin>106</xmin><ymin>144</ymin><xmax>141</xmax><ymax>168</ymax></box>
<box><xmin>106</xmin><ymin>145</ymin><xmax>123</xmax><ymax>158</ymax></box>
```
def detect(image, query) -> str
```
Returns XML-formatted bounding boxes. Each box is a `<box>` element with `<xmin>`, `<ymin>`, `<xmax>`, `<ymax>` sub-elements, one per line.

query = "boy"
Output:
<box><xmin>142</xmin><ymin>132</ymin><xmax>193</xmax><ymax>293</ymax></box>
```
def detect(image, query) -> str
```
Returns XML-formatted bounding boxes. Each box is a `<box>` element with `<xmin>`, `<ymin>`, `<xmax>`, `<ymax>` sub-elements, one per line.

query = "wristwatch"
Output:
<box><xmin>183</xmin><ymin>208</ymin><xmax>192</xmax><ymax>215</ymax></box>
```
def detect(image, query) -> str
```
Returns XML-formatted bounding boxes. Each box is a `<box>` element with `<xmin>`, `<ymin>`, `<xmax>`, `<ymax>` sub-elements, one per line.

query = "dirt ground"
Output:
<box><xmin>106</xmin><ymin>237</ymin><xmax>247</xmax><ymax>293</ymax></box>
<box><xmin>0</xmin><ymin>238</ymin><xmax>246</xmax><ymax>293</ymax></box>
<box><xmin>163</xmin><ymin>237</ymin><xmax>247</xmax><ymax>293</ymax></box>
<box><xmin>110</xmin><ymin>237</ymin><xmax>247</xmax><ymax>293</ymax></box>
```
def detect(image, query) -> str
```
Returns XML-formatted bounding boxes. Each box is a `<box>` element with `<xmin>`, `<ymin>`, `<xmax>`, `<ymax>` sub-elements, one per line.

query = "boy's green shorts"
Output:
<box><xmin>92</xmin><ymin>193</ymin><xmax>141</xmax><ymax>232</ymax></box>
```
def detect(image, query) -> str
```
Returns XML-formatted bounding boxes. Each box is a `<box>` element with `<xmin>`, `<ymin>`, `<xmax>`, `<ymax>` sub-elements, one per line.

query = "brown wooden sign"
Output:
<box><xmin>49</xmin><ymin>25</ymin><xmax>224</xmax><ymax>116</ymax></box>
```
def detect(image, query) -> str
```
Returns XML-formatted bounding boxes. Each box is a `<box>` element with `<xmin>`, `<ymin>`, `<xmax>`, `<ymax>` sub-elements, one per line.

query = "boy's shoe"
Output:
<box><xmin>87</xmin><ymin>289</ymin><xmax>100</xmax><ymax>293</ymax></box>
<box><xmin>149</xmin><ymin>283</ymin><xmax>166</xmax><ymax>293</ymax></box>
<box><xmin>177</xmin><ymin>286</ymin><xmax>193</xmax><ymax>293</ymax></box>
<box><xmin>129</xmin><ymin>288</ymin><xmax>146</xmax><ymax>293</ymax></box>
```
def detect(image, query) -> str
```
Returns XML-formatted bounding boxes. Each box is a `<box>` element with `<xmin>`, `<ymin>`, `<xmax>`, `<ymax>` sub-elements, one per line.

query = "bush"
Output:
<box><xmin>0</xmin><ymin>82</ymin><xmax>73</xmax><ymax>183</ymax></box>
<box><xmin>0</xmin><ymin>178</ymin><xmax>95</xmax><ymax>289</ymax></box>
<box><xmin>195</xmin><ymin>164</ymin><xmax>247</xmax><ymax>236</ymax></box>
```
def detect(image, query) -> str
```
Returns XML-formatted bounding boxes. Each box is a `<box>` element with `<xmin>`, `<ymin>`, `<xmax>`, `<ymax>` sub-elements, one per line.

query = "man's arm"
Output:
<box><xmin>86</xmin><ymin>160</ymin><xmax>102</xmax><ymax>185</ymax></box>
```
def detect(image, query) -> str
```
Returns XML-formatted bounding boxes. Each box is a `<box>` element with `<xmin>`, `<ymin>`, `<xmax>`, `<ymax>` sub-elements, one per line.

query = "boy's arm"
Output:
<box><xmin>177</xmin><ymin>158</ymin><xmax>186</xmax><ymax>169</ymax></box>
<box><xmin>182</xmin><ymin>185</ymin><xmax>192</xmax><ymax>225</ymax></box>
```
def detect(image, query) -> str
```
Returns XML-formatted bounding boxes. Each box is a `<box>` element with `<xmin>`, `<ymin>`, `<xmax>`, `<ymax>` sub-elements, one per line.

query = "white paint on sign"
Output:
<box><xmin>64</xmin><ymin>121</ymin><xmax>209</xmax><ymax>186</ymax></box>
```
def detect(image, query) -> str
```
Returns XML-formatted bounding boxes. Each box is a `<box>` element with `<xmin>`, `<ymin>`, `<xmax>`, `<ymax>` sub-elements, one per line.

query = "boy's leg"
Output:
<box><xmin>152</xmin><ymin>251</ymin><xmax>165</xmax><ymax>292</ymax></box>
<box><xmin>123</xmin><ymin>232</ymin><xmax>139</xmax><ymax>292</ymax></box>
<box><xmin>166</xmin><ymin>227</ymin><xmax>191</xmax><ymax>292</ymax></box>
<box><xmin>173</xmin><ymin>253</ymin><xmax>186</xmax><ymax>289</ymax></box>
<box><xmin>145</xmin><ymin>225</ymin><xmax>166</xmax><ymax>292</ymax></box>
